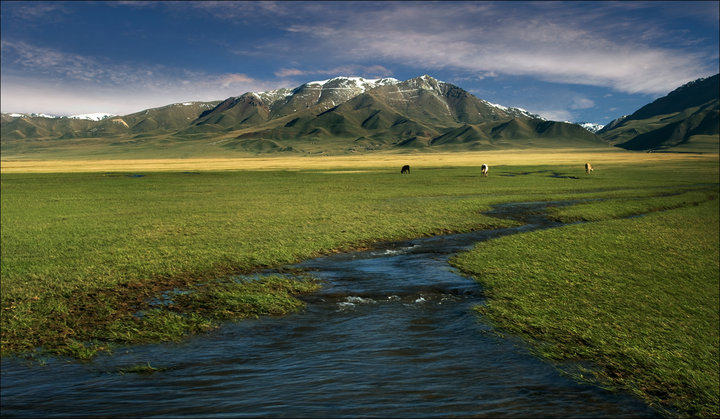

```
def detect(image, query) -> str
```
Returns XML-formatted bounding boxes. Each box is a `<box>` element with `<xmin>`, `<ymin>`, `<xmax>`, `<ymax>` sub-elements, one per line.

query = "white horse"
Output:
<box><xmin>481</xmin><ymin>164</ymin><xmax>489</xmax><ymax>177</ymax></box>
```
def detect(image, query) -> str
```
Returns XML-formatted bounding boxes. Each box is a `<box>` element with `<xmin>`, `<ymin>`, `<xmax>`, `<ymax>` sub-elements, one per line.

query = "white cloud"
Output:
<box><xmin>274</xmin><ymin>2</ymin><xmax>717</xmax><ymax>95</ymax></box>
<box><xmin>0</xmin><ymin>74</ymin><xmax>275</xmax><ymax>115</ymax></box>
<box><xmin>1</xmin><ymin>1</ymin><xmax>715</xmax><ymax>117</ymax></box>
<box><xmin>1</xmin><ymin>78</ymin><xmax>154</xmax><ymax>115</ymax></box>
<box><xmin>534</xmin><ymin>109</ymin><xmax>574</xmax><ymax>122</ymax></box>
<box><xmin>570</xmin><ymin>97</ymin><xmax>595</xmax><ymax>110</ymax></box>
<box><xmin>0</xmin><ymin>73</ymin><xmax>279</xmax><ymax>116</ymax></box>
<box><xmin>274</xmin><ymin>65</ymin><xmax>393</xmax><ymax>79</ymax></box>
<box><xmin>217</xmin><ymin>73</ymin><xmax>257</xmax><ymax>88</ymax></box>
<box><xmin>189</xmin><ymin>1</ymin><xmax>289</xmax><ymax>20</ymax></box>
<box><xmin>5</xmin><ymin>2</ymin><xmax>71</xmax><ymax>21</ymax></box>
<box><xmin>274</xmin><ymin>68</ymin><xmax>307</xmax><ymax>78</ymax></box>
<box><xmin>0</xmin><ymin>40</ymin><xmax>288</xmax><ymax>115</ymax></box>
<box><xmin>1</xmin><ymin>40</ymin><xmax>155</xmax><ymax>86</ymax></box>
<box><xmin>0</xmin><ymin>78</ymin><xmax>283</xmax><ymax>116</ymax></box>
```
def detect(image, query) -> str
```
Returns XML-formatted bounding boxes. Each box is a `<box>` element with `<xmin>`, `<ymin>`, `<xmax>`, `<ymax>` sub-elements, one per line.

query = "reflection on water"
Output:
<box><xmin>1</xmin><ymin>202</ymin><xmax>660</xmax><ymax>418</ymax></box>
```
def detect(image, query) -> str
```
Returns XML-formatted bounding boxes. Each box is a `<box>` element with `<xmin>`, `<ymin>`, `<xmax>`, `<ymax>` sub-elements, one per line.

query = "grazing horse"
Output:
<box><xmin>401</xmin><ymin>165</ymin><xmax>410</xmax><ymax>174</ymax></box>
<box><xmin>481</xmin><ymin>164</ymin><xmax>489</xmax><ymax>177</ymax></box>
<box><xmin>585</xmin><ymin>162</ymin><xmax>594</xmax><ymax>174</ymax></box>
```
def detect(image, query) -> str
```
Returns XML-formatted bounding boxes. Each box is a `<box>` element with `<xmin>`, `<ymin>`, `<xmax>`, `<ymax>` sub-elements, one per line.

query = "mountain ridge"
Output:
<box><xmin>3</xmin><ymin>74</ymin><xmax>716</xmax><ymax>157</ymax></box>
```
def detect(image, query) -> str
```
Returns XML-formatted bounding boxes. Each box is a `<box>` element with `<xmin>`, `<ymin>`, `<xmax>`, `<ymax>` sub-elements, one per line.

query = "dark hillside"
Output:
<box><xmin>624</xmin><ymin>74</ymin><xmax>718</xmax><ymax>122</ymax></box>
<box><xmin>599</xmin><ymin>74</ymin><xmax>719</xmax><ymax>153</ymax></box>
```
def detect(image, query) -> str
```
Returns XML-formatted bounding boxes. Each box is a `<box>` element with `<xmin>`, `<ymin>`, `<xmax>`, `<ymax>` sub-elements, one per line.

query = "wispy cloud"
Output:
<box><xmin>274</xmin><ymin>65</ymin><xmax>393</xmax><ymax>80</ymax></box>
<box><xmin>0</xmin><ymin>71</ymin><xmax>282</xmax><ymax>116</ymax></box>
<box><xmin>1</xmin><ymin>1</ymin><xmax>716</xmax><ymax>119</ymax></box>
<box><xmin>0</xmin><ymin>40</ymin><xmax>281</xmax><ymax>115</ymax></box>
<box><xmin>184</xmin><ymin>1</ymin><xmax>291</xmax><ymax>21</ymax></box>
<box><xmin>4</xmin><ymin>2</ymin><xmax>71</xmax><ymax>21</ymax></box>
<box><xmin>1</xmin><ymin>40</ymin><xmax>153</xmax><ymax>86</ymax></box>
<box><xmin>570</xmin><ymin>97</ymin><xmax>595</xmax><ymax>110</ymax></box>
<box><xmin>217</xmin><ymin>73</ymin><xmax>257</xmax><ymax>87</ymax></box>
<box><xmin>267</xmin><ymin>2</ymin><xmax>717</xmax><ymax>95</ymax></box>
<box><xmin>534</xmin><ymin>109</ymin><xmax>573</xmax><ymax>122</ymax></box>
<box><xmin>274</xmin><ymin>68</ymin><xmax>306</xmax><ymax>78</ymax></box>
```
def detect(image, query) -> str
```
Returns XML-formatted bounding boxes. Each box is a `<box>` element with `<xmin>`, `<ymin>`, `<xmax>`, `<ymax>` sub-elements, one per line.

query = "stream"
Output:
<box><xmin>1</xmin><ymin>201</ymin><xmax>660</xmax><ymax>418</ymax></box>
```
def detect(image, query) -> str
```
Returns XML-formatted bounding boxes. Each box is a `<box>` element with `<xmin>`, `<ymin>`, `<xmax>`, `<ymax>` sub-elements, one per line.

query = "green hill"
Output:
<box><xmin>599</xmin><ymin>74</ymin><xmax>719</xmax><ymax>153</ymax></box>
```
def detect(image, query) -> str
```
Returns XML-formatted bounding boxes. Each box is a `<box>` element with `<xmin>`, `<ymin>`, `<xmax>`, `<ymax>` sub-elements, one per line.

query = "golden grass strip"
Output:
<box><xmin>2</xmin><ymin>149</ymin><xmax>716</xmax><ymax>173</ymax></box>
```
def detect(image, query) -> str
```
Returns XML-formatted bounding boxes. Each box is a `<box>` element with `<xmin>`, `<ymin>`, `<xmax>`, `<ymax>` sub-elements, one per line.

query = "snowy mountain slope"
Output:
<box><xmin>576</xmin><ymin>122</ymin><xmax>605</xmax><ymax>133</ymax></box>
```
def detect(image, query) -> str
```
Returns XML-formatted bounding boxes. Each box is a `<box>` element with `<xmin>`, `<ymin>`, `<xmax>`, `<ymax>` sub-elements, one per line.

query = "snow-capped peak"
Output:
<box><xmin>68</xmin><ymin>112</ymin><xmax>116</xmax><ymax>121</ymax></box>
<box><xmin>7</xmin><ymin>112</ymin><xmax>58</xmax><ymax>119</ymax></box>
<box><xmin>575</xmin><ymin>122</ymin><xmax>605</xmax><ymax>133</ymax></box>
<box><xmin>485</xmin><ymin>101</ymin><xmax>509</xmax><ymax>111</ymax></box>
<box><xmin>304</xmin><ymin>76</ymin><xmax>399</xmax><ymax>92</ymax></box>
<box><xmin>482</xmin><ymin>100</ymin><xmax>543</xmax><ymax>119</ymax></box>
<box><xmin>6</xmin><ymin>112</ymin><xmax>117</xmax><ymax>121</ymax></box>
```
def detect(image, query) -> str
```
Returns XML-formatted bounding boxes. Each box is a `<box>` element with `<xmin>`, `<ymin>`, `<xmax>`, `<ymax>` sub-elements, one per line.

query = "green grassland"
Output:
<box><xmin>450</xmin><ymin>166</ymin><xmax>719</xmax><ymax>416</ymax></box>
<box><xmin>2</xmin><ymin>167</ymin><xmax>520</xmax><ymax>358</ymax></box>
<box><xmin>1</xmin><ymin>156</ymin><xmax>718</xmax><ymax>416</ymax></box>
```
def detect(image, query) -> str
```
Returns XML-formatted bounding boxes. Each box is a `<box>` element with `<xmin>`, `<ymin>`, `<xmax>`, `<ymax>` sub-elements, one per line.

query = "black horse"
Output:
<box><xmin>401</xmin><ymin>165</ymin><xmax>410</xmax><ymax>174</ymax></box>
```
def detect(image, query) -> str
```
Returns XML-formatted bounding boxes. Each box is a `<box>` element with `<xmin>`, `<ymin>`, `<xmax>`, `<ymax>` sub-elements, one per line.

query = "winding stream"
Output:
<box><xmin>1</xmin><ymin>202</ymin><xmax>660</xmax><ymax>417</ymax></box>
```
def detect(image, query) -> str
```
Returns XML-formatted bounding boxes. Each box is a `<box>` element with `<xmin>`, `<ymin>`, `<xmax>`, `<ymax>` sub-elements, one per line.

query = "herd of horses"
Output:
<box><xmin>401</xmin><ymin>163</ymin><xmax>595</xmax><ymax>175</ymax></box>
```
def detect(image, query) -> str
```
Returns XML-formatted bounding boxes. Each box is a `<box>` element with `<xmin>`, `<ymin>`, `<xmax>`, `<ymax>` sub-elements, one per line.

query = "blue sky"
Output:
<box><xmin>1</xmin><ymin>1</ymin><xmax>718</xmax><ymax>124</ymax></box>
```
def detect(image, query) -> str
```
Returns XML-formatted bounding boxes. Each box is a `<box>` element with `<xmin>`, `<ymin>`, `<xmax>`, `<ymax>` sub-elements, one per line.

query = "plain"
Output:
<box><xmin>1</xmin><ymin>150</ymin><xmax>718</xmax><ymax>416</ymax></box>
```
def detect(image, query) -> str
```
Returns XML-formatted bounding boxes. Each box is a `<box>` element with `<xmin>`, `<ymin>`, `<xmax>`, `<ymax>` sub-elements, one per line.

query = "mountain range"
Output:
<box><xmin>2</xmin><ymin>74</ymin><xmax>718</xmax><ymax>157</ymax></box>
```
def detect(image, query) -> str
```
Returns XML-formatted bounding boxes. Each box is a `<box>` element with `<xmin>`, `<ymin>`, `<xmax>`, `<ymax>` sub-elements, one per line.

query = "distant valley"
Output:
<box><xmin>1</xmin><ymin>74</ymin><xmax>717</xmax><ymax>158</ymax></box>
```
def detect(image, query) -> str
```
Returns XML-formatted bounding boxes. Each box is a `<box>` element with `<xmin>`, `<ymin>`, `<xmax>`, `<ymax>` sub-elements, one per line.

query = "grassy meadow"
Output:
<box><xmin>1</xmin><ymin>149</ymin><xmax>718</xmax><ymax>416</ymax></box>
<box><xmin>452</xmin><ymin>195</ymin><xmax>719</xmax><ymax>416</ymax></box>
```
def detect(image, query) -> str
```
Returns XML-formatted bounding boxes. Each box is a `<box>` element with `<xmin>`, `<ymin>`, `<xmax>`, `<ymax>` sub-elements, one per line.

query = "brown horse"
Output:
<box><xmin>401</xmin><ymin>165</ymin><xmax>410</xmax><ymax>174</ymax></box>
<box><xmin>585</xmin><ymin>163</ymin><xmax>594</xmax><ymax>174</ymax></box>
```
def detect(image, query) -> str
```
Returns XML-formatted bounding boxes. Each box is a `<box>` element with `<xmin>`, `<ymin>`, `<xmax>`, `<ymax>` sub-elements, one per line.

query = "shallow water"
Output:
<box><xmin>1</xmin><ymin>202</ymin><xmax>660</xmax><ymax>418</ymax></box>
